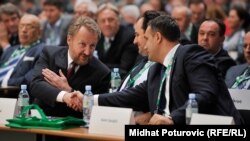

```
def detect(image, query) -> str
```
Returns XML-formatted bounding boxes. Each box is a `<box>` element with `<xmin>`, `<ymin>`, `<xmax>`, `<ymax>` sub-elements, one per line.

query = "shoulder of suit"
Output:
<box><xmin>89</xmin><ymin>57</ymin><xmax>110</xmax><ymax>71</ymax></box>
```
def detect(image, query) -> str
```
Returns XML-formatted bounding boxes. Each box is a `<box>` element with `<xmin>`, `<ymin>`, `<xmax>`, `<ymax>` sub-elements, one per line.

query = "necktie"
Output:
<box><xmin>67</xmin><ymin>62</ymin><xmax>77</xmax><ymax>78</ymax></box>
<box><xmin>236</xmin><ymin>67</ymin><xmax>250</xmax><ymax>89</ymax></box>
<box><xmin>104</xmin><ymin>39</ymin><xmax>111</xmax><ymax>53</ymax></box>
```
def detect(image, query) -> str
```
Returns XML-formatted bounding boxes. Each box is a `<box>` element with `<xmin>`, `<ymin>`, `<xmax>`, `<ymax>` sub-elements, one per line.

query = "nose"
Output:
<box><xmin>84</xmin><ymin>46</ymin><xmax>92</xmax><ymax>56</ymax></box>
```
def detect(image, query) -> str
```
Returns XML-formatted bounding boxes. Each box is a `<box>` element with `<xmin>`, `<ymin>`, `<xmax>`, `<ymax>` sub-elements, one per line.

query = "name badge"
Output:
<box><xmin>89</xmin><ymin>106</ymin><xmax>135</xmax><ymax>137</ymax></box>
<box><xmin>190</xmin><ymin>113</ymin><xmax>234</xmax><ymax>125</ymax></box>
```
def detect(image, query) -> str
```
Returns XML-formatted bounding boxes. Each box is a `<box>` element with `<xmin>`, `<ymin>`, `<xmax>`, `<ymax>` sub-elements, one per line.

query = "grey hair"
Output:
<box><xmin>68</xmin><ymin>16</ymin><xmax>101</xmax><ymax>39</ymax></box>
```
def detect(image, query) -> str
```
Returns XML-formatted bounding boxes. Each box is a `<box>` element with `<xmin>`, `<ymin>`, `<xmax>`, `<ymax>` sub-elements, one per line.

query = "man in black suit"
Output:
<box><xmin>95</xmin><ymin>3</ymin><xmax>138</xmax><ymax>77</ymax></box>
<box><xmin>198</xmin><ymin>19</ymin><xmax>236</xmax><ymax>78</ymax></box>
<box><xmin>74</xmin><ymin>15</ymin><xmax>243</xmax><ymax>124</ymax></box>
<box><xmin>225</xmin><ymin>31</ymin><xmax>250</xmax><ymax>89</ymax></box>
<box><xmin>118</xmin><ymin>11</ymin><xmax>163</xmax><ymax>91</ymax></box>
<box><xmin>30</xmin><ymin>16</ymin><xmax>110</xmax><ymax>118</ymax></box>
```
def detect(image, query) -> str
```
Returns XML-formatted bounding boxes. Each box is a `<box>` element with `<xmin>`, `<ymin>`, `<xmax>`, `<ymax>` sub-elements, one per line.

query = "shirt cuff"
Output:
<box><xmin>57</xmin><ymin>91</ymin><xmax>67</xmax><ymax>102</ymax></box>
<box><xmin>94</xmin><ymin>95</ymin><xmax>99</xmax><ymax>106</ymax></box>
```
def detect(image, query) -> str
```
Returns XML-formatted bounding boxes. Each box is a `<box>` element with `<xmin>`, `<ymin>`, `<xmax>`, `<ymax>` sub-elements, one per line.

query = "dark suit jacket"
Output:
<box><xmin>214</xmin><ymin>48</ymin><xmax>236</xmax><ymax>78</ymax></box>
<box><xmin>0</xmin><ymin>34</ymin><xmax>20</xmax><ymax>57</ymax></box>
<box><xmin>41</xmin><ymin>14</ymin><xmax>73</xmax><ymax>46</ymax></box>
<box><xmin>0</xmin><ymin>42</ymin><xmax>45</xmax><ymax>87</ymax></box>
<box><xmin>98</xmin><ymin>44</ymin><xmax>243</xmax><ymax>124</ymax></box>
<box><xmin>95</xmin><ymin>25</ymin><xmax>138</xmax><ymax>78</ymax></box>
<box><xmin>30</xmin><ymin>46</ymin><xmax>110</xmax><ymax>118</ymax></box>
<box><xmin>225</xmin><ymin>63</ymin><xmax>249</xmax><ymax>87</ymax></box>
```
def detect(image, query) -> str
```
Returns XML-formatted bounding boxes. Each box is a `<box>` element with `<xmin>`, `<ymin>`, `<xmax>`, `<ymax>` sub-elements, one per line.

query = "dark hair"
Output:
<box><xmin>205</xmin><ymin>19</ymin><xmax>225</xmax><ymax>36</ymax></box>
<box><xmin>188</xmin><ymin>0</ymin><xmax>207</xmax><ymax>12</ymax></box>
<box><xmin>230</xmin><ymin>4</ymin><xmax>250</xmax><ymax>30</ymax></box>
<box><xmin>44</xmin><ymin>0</ymin><xmax>63</xmax><ymax>10</ymax></box>
<box><xmin>0</xmin><ymin>3</ymin><xmax>21</xmax><ymax>19</ymax></box>
<box><xmin>142</xmin><ymin>10</ymin><xmax>167</xmax><ymax>31</ymax></box>
<box><xmin>148</xmin><ymin>15</ymin><xmax>180</xmax><ymax>42</ymax></box>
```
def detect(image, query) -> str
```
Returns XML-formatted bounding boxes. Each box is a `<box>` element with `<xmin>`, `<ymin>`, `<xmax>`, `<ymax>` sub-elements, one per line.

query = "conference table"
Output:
<box><xmin>0</xmin><ymin>124</ymin><xmax>124</xmax><ymax>141</ymax></box>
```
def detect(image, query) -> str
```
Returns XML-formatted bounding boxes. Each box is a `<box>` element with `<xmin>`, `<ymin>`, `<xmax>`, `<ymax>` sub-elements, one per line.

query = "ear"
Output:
<box><xmin>67</xmin><ymin>35</ymin><xmax>71</xmax><ymax>45</ymax></box>
<box><xmin>155</xmin><ymin>32</ymin><xmax>162</xmax><ymax>44</ymax></box>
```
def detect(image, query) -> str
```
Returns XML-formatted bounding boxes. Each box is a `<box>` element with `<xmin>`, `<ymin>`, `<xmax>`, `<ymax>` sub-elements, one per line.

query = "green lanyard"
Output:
<box><xmin>154</xmin><ymin>59</ymin><xmax>173</xmax><ymax>114</ymax></box>
<box><xmin>126</xmin><ymin>61</ymin><xmax>153</xmax><ymax>88</ymax></box>
<box><xmin>232</xmin><ymin>68</ymin><xmax>250</xmax><ymax>88</ymax></box>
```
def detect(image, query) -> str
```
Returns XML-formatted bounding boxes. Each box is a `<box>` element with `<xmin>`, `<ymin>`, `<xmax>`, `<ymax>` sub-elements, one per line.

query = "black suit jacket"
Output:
<box><xmin>214</xmin><ymin>48</ymin><xmax>236</xmax><ymax>78</ymax></box>
<box><xmin>225</xmin><ymin>63</ymin><xmax>249</xmax><ymax>87</ymax></box>
<box><xmin>95</xmin><ymin>25</ymin><xmax>138</xmax><ymax>78</ymax></box>
<box><xmin>30</xmin><ymin>46</ymin><xmax>110</xmax><ymax>117</ymax></box>
<box><xmin>98</xmin><ymin>44</ymin><xmax>243</xmax><ymax>124</ymax></box>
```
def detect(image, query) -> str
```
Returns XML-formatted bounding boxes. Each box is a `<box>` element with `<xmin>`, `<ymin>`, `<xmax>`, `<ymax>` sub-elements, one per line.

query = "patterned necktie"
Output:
<box><xmin>237</xmin><ymin>67</ymin><xmax>250</xmax><ymax>89</ymax></box>
<box><xmin>67</xmin><ymin>62</ymin><xmax>77</xmax><ymax>78</ymax></box>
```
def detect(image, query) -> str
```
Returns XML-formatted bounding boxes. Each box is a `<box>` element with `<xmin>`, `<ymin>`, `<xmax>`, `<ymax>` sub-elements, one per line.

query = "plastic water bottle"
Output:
<box><xmin>16</xmin><ymin>84</ymin><xmax>30</xmax><ymax>117</ymax></box>
<box><xmin>83</xmin><ymin>85</ymin><xmax>94</xmax><ymax>126</ymax></box>
<box><xmin>110</xmin><ymin>68</ymin><xmax>121</xmax><ymax>92</ymax></box>
<box><xmin>185</xmin><ymin>93</ymin><xmax>198</xmax><ymax>125</ymax></box>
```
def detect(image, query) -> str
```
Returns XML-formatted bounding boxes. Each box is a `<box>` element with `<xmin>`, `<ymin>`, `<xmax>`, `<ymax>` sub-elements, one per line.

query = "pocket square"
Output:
<box><xmin>23</xmin><ymin>56</ymin><xmax>34</xmax><ymax>61</ymax></box>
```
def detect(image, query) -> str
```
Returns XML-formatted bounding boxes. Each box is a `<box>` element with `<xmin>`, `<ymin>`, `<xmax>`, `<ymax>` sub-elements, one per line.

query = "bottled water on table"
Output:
<box><xmin>16</xmin><ymin>84</ymin><xmax>30</xmax><ymax>117</ymax></box>
<box><xmin>110</xmin><ymin>68</ymin><xmax>121</xmax><ymax>92</ymax></box>
<box><xmin>186</xmin><ymin>93</ymin><xmax>198</xmax><ymax>125</ymax></box>
<box><xmin>83</xmin><ymin>85</ymin><xmax>94</xmax><ymax>126</ymax></box>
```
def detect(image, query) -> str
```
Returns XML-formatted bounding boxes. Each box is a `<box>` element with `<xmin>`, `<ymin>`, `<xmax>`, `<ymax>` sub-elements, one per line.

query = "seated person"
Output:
<box><xmin>0</xmin><ymin>14</ymin><xmax>44</xmax><ymax>94</ymax></box>
<box><xmin>198</xmin><ymin>19</ymin><xmax>236</xmax><ymax>78</ymax></box>
<box><xmin>71</xmin><ymin>15</ymin><xmax>243</xmax><ymax>125</ymax></box>
<box><xmin>225</xmin><ymin>31</ymin><xmax>250</xmax><ymax>89</ymax></box>
<box><xmin>30</xmin><ymin>16</ymin><xmax>110</xmax><ymax>118</ymax></box>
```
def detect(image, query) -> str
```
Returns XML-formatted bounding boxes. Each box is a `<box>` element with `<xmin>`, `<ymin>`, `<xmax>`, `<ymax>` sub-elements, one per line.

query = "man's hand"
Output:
<box><xmin>0</xmin><ymin>22</ymin><xmax>10</xmax><ymax>49</ymax></box>
<box><xmin>63</xmin><ymin>92</ymin><xmax>83</xmax><ymax>111</ymax></box>
<box><xmin>148</xmin><ymin>114</ymin><xmax>174</xmax><ymax>125</ymax></box>
<box><xmin>42</xmin><ymin>68</ymin><xmax>72</xmax><ymax>92</ymax></box>
<box><xmin>134</xmin><ymin>112</ymin><xmax>152</xmax><ymax>125</ymax></box>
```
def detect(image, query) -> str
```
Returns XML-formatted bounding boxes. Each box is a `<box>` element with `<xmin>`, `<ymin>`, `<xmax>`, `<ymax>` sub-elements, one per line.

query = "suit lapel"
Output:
<box><xmin>55</xmin><ymin>48</ymin><xmax>68</xmax><ymax>76</ymax></box>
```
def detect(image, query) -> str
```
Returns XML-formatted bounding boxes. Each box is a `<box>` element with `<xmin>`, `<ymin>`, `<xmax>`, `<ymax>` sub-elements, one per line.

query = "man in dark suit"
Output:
<box><xmin>95</xmin><ymin>3</ymin><xmax>138</xmax><ymax>77</ymax></box>
<box><xmin>198</xmin><ymin>19</ymin><xmax>236</xmax><ymax>78</ymax></box>
<box><xmin>225</xmin><ymin>31</ymin><xmax>250</xmax><ymax>89</ymax></box>
<box><xmin>0</xmin><ymin>3</ymin><xmax>21</xmax><ymax>56</ymax></box>
<box><xmin>0</xmin><ymin>14</ymin><xmax>44</xmax><ymax>98</ymax></box>
<box><xmin>30</xmin><ymin>16</ymin><xmax>110</xmax><ymax>118</ymax></box>
<box><xmin>74</xmin><ymin>15</ymin><xmax>242</xmax><ymax>125</ymax></box>
<box><xmin>118</xmin><ymin>11</ymin><xmax>162</xmax><ymax>91</ymax></box>
<box><xmin>41</xmin><ymin>0</ymin><xmax>73</xmax><ymax>46</ymax></box>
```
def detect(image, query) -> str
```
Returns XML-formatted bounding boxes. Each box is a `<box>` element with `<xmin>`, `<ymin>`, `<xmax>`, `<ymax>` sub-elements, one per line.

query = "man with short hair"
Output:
<box><xmin>41</xmin><ymin>0</ymin><xmax>73</xmax><ymax>46</ymax></box>
<box><xmin>73</xmin><ymin>15</ymin><xmax>243</xmax><ymax>125</ymax></box>
<box><xmin>31</xmin><ymin>16</ymin><xmax>110</xmax><ymax>118</ymax></box>
<box><xmin>0</xmin><ymin>3</ymin><xmax>21</xmax><ymax>55</ymax></box>
<box><xmin>95</xmin><ymin>3</ymin><xmax>138</xmax><ymax>77</ymax></box>
<box><xmin>198</xmin><ymin>19</ymin><xmax>236</xmax><ymax>78</ymax></box>
<box><xmin>0</xmin><ymin>14</ymin><xmax>44</xmax><ymax>94</ymax></box>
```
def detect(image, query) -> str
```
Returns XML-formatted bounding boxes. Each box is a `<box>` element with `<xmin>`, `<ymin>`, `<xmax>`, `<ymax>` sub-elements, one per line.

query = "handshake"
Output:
<box><xmin>62</xmin><ymin>91</ymin><xmax>84</xmax><ymax>112</ymax></box>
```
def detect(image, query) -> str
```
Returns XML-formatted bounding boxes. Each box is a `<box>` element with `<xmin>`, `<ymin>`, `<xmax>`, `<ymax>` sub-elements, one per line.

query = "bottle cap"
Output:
<box><xmin>85</xmin><ymin>85</ymin><xmax>91</xmax><ymax>91</ymax></box>
<box><xmin>113</xmin><ymin>68</ymin><xmax>119</xmax><ymax>72</ymax></box>
<box><xmin>189</xmin><ymin>93</ymin><xmax>196</xmax><ymax>99</ymax></box>
<box><xmin>21</xmin><ymin>84</ymin><xmax>27</xmax><ymax>90</ymax></box>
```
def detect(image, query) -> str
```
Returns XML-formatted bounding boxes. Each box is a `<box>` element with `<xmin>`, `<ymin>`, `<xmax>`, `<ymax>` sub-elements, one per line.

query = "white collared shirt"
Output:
<box><xmin>56</xmin><ymin>51</ymin><xmax>79</xmax><ymax>102</ymax></box>
<box><xmin>162</xmin><ymin>44</ymin><xmax>180</xmax><ymax>116</ymax></box>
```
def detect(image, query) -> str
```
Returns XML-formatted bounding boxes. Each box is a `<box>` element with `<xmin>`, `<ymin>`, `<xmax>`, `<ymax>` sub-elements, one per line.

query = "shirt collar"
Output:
<box><xmin>163</xmin><ymin>44</ymin><xmax>180</xmax><ymax>68</ymax></box>
<box><xmin>20</xmin><ymin>40</ymin><xmax>40</xmax><ymax>49</ymax></box>
<box><xmin>105</xmin><ymin>37</ymin><xmax>114</xmax><ymax>42</ymax></box>
<box><xmin>47</xmin><ymin>17</ymin><xmax>62</xmax><ymax>29</ymax></box>
<box><xmin>67</xmin><ymin>50</ymin><xmax>73</xmax><ymax>68</ymax></box>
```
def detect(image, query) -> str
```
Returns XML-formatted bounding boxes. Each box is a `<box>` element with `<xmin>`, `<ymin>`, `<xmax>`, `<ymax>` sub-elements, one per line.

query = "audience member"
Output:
<box><xmin>198</xmin><ymin>19</ymin><xmax>236</xmax><ymax>78</ymax></box>
<box><xmin>95</xmin><ymin>3</ymin><xmax>138</xmax><ymax>77</ymax></box>
<box><xmin>30</xmin><ymin>16</ymin><xmax>110</xmax><ymax>118</ymax></box>
<box><xmin>73</xmin><ymin>15</ymin><xmax>243</xmax><ymax>125</ymax></box>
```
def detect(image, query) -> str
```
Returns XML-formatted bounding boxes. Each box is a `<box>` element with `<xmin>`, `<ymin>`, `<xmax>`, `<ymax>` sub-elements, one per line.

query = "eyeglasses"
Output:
<box><xmin>19</xmin><ymin>24</ymin><xmax>36</xmax><ymax>30</ymax></box>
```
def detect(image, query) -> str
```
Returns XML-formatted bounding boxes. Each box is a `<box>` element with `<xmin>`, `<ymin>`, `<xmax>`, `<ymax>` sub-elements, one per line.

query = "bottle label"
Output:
<box><xmin>111</xmin><ymin>79</ymin><xmax>121</xmax><ymax>88</ymax></box>
<box><xmin>18</xmin><ymin>98</ymin><xmax>29</xmax><ymax>106</ymax></box>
